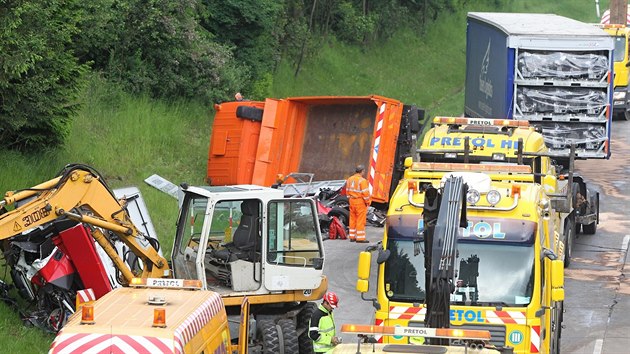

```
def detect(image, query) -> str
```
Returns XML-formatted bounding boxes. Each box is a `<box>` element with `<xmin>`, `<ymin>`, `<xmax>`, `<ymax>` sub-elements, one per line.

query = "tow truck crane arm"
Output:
<box><xmin>0</xmin><ymin>164</ymin><xmax>170</xmax><ymax>284</ymax></box>
<box><xmin>422</xmin><ymin>175</ymin><xmax>468</xmax><ymax>345</ymax></box>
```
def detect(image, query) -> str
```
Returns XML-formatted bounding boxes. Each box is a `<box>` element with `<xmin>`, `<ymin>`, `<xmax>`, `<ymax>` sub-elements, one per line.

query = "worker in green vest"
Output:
<box><xmin>309</xmin><ymin>291</ymin><xmax>341</xmax><ymax>353</ymax></box>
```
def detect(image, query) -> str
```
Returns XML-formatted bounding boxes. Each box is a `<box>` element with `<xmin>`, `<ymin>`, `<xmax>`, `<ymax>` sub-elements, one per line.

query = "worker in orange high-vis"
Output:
<box><xmin>346</xmin><ymin>165</ymin><xmax>371</xmax><ymax>243</ymax></box>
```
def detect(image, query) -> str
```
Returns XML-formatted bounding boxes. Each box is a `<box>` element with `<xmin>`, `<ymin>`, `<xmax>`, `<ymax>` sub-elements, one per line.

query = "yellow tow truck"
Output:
<box><xmin>356</xmin><ymin>117</ymin><xmax>568</xmax><ymax>354</ymax></box>
<box><xmin>599</xmin><ymin>24</ymin><xmax>630</xmax><ymax>120</ymax></box>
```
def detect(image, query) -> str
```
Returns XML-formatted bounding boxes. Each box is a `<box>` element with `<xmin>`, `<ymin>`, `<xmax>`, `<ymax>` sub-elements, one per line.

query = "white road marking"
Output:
<box><xmin>621</xmin><ymin>235</ymin><xmax>630</xmax><ymax>263</ymax></box>
<box><xmin>593</xmin><ymin>338</ymin><xmax>603</xmax><ymax>354</ymax></box>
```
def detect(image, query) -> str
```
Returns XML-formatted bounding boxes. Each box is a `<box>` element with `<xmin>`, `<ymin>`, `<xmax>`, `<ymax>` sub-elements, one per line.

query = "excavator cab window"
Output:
<box><xmin>172</xmin><ymin>195</ymin><xmax>209</xmax><ymax>280</ymax></box>
<box><xmin>267</xmin><ymin>200</ymin><xmax>321</xmax><ymax>267</ymax></box>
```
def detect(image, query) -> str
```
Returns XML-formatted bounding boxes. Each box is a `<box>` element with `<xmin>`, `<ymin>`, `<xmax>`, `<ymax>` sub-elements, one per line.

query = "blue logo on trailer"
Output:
<box><xmin>508</xmin><ymin>330</ymin><xmax>523</xmax><ymax>345</ymax></box>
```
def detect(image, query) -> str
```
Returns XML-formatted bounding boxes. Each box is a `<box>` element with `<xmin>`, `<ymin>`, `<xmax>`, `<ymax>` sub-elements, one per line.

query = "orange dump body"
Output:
<box><xmin>208</xmin><ymin>96</ymin><xmax>420</xmax><ymax>205</ymax></box>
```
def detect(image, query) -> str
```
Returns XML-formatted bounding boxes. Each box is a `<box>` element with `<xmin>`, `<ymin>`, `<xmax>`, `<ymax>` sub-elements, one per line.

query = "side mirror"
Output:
<box><xmin>551</xmin><ymin>259</ymin><xmax>564</xmax><ymax>288</ymax></box>
<box><xmin>356</xmin><ymin>252</ymin><xmax>372</xmax><ymax>293</ymax></box>
<box><xmin>552</xmin><ymin>288</ymin><xmax>565</xmax><ymax>302</ymax></box>
<box><xmin>376</xmin><ymin>249</ymin><xmax>391</xmax><ymax>264</ymax></box>
<box><xmin>543</xmin><ymin>248</ymin><xmax>558</xmax><ymax>261</ymax></box>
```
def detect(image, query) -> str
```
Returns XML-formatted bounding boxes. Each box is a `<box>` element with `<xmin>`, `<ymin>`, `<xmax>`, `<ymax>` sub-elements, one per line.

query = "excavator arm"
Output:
<box><xmin>0</xmin><ymin>164</ymin><xmax>170</xmax><ymax>285</ymax></box>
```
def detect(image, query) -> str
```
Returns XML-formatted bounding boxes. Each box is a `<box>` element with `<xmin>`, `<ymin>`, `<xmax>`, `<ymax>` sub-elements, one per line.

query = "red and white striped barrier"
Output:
<box><xmin>368</xmin><ymin>103</ymin><xmax>386</xmax><ymax>195</ymax></box>
<box><xmin>601</xmin><ymin>8</ymin><xmax>630</xmax><ymax>25</ymax></box>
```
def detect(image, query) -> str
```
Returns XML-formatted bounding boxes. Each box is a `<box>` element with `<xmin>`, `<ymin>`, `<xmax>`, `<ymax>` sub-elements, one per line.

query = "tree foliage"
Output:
<box><xmin>0</xmin><ymin>0</ymin><xmax>89</xmax><ymax>151</ymax></box>
<box><xmin>200</xmin><ymin>0</ymin><xmax>285</xmax><ymax>97</ymax></box>
<box><xmin>104</xmin><ymin>0</ymin><xmax>246</xmax><ymax>103</ymax></box>
<box><xmin>0</xmin><ymin>0</ymin><xmax>472</xmax><ymax>150</ymax></box>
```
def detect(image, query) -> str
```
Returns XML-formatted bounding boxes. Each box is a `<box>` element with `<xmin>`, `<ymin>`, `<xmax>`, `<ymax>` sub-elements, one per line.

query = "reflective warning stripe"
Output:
<box><xmin>49</xmin><ymin>333</ymin><xmax>175</xmax><ymax>354</ymax></box>
<box><xmin>319</xmin><ymin>326</ymin><xmax>335</xmax><ymax>333</ymax></box>
<box><xmin>374</xmin><ymin>318</ymin><xmax>384</xmax><ymax>343</ymax></box>
<box><xmin>389</xmin><ymin>306</ymin><xmax>526</xmax><ymax>325</ymax></box>
<box><xmin>530</xmin><ymin>326</ymin><xmax>541</xmax><ymax>353</ymax></box>
<box><xmin>173</xmin><ymin>292</ymin><xmax>224</xmax><ymax>353</ymax></box>
<box><xmin>485</xmin><ymin>310</ymin><xmax>526</xmax><ymax>325</ymax></box>
<box><xmin>313</xmin><ymin>343</ymin><xmax>334</xmax><ymax>351</ymax></box>
<box><xmin>76</xmin><ymin>288</ymin><xmax>96</xmax><ymax>309</ymax></box>
<box><xmin>368</xmin><ymin>103</ymin><xmax>386</xmax><ymax>195</ymax></box>
<box><xmin>388</xmin><ymin>306</ymin><xmax>426</xmax><ymax>322</ymax></box>
<box><xmin>601</xmin><ymin>8</ymin><xmax>630</xmax><ymax>24</ymax></box>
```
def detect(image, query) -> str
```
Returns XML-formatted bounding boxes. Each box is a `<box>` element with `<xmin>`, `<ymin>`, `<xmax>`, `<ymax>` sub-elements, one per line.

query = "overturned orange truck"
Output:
<box><xmin>208</xmin><ymin>96</ymin><xmax>424</xmax><ymax>208</ymax></box>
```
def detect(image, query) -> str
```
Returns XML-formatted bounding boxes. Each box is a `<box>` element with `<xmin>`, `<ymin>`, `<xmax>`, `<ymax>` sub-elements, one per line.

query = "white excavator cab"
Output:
<box><xmin>171</xmin><ymin>184</ymin><xmax>326</xmax><ymax>295</ymax></box>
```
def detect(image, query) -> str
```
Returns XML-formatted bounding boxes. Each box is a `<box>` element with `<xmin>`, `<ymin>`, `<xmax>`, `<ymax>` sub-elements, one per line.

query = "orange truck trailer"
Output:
<box><xmin>208</xmin><ymin>96</ymin><xmax>424</xmax><ymax>208</ymax></box>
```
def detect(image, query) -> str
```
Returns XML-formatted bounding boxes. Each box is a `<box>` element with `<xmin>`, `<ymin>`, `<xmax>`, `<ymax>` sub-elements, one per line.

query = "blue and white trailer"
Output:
<box><xmin>464</xmin><ymin>12</ymin><xmax>614</xmax><ymax>160</ymax></box>
<box><xmin>463</xmin><ymin>12</ymin><xmax>605</xmax><ymax>266</ymax></box>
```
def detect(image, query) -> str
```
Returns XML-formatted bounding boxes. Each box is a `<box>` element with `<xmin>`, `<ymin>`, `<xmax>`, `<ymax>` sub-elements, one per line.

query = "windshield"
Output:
<box><xmin>383</xmin><ymin>215</ymin><xmax>535</xmax><ymax>306</ymax></box>
<box><xmin>614</xmin><ymin>35</ymin><xmax>626</xmax><ymax>62</ymax></box>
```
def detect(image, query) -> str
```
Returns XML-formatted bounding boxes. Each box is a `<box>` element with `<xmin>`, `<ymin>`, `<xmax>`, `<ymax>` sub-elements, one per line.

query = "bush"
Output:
<box><xmin>333</xmin><ymin>2</ymin><xmax>376</xmax><ymax>44</ymax></box>
<box><xmin>106</xmin><ymin>0</ymin><xmax>246</xmax><ymax>103</ymax></box>
<box><xmin>0</xmin><ymin>0</ymin><xmax>89</xmax><ymax>151</ymax></box>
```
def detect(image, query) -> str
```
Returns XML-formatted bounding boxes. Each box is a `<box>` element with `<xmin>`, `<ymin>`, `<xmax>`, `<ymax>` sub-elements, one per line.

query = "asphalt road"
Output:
<box><xmin>322</xmin><ymin>119</ymin><xmax>630</xmax><ymax>352</ymax></box>
<box><xmin>561</xmin><ymin>119</ymin><xmax>630</xmax><ymax>354</ymax></box>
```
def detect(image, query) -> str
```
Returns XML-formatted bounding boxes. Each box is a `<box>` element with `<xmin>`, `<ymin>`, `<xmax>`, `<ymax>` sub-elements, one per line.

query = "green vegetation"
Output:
<box><xmin>273</xmin><ymin>0</ymin><xmax>605</xmax><ymax>115</ymax></box>
<box><xmin>0</xmin><ymin>75</ymin><xmax>211</xmax><ymax>351</ymax></box>
<box><xmin>0</xmin><ymin>0</ymin><xmax>611</xmax><ymax>352</ymax></box>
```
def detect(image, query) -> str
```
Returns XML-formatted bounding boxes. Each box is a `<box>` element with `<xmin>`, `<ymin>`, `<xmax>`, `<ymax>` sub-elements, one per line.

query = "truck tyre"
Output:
<box><xmin>563</xmin><ymin>216</ymin><xmax>575</xmax><ymax>268</ymax></box>
<box><xmin>236</xmin><ymin>106</ymin><xmax>264</xmax><ymax>122</ymax></box>
<box><xmin>297</xmin><ymin>303</ymin><xmax>316</xmax><ymax>354</ymax></box>
<box><xmin>279</xmin><ymin>319</ymin><xmax>299</xmax><ymax>354</ymax></box>
<box><xmin>582</xmin><ymin>195</ymin><xmax>598</xmax><ymax>235</ymax></box>
<box><xmin>260</xmin><ymin>320</ymin><xmax>280</xmax><ymax>354</ymax></box>
<box><xmin>331</xmin><ymin>196</ymin><xmax>349</xmax><ymax>209</ymax></box>
<box><xmin>328</xmin><ymin>207</ymin><xmax>349</xmax><ymax>232</ymax></box>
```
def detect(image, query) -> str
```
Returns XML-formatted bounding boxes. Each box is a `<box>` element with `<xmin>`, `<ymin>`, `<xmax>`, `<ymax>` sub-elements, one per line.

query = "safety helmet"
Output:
<box><xmin>324</xmin><ymin>291</ymin><xmax>339</xmax><ymax>308</ymax></box>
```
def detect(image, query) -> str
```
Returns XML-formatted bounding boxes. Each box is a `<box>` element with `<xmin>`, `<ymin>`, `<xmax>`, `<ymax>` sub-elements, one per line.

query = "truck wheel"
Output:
<box><xmin>563</xmin><ymin>217</ymin><xmax>575</xmax><ymax>268</ymax></box>
<box><xmin>582</xmin><ymin>196</ymin><xmax>598</xmax><ymax>235</ymax></box>
<box><xmin>297</xmin><ymin>303</ymin><xmax>316</xmax><ymax>354</ymax></box>
<box><xmin>279</xmin><ymin>319</ymin><xmax>299</xmax><ymax>354</ymax></box>
<box><xmin>259</xmin><ymin>320</ymin><xmax>280</xmax><ymax>354</ymax></box>
<box><xmin>331</xmin><ymin>196</ymin><xmax>349</xmax><ymax>209</ymax></box>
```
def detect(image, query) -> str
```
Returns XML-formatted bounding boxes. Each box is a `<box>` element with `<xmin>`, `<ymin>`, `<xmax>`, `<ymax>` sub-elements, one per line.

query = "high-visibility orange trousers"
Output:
<box><xmin>349</xmin><ymin>198</ymin><xmax>368</xmax><ymax>241</ymax></box>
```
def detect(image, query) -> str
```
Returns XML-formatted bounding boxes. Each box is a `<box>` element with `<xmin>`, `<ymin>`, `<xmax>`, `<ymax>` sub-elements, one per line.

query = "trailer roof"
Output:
<box><xmin>61</xmin><ymin>287</ymin><xmax>224</xmax><ymax>337</ymax></box>
<box><xmin>468</xmin><ymin>12</ymin><xmax>609</xmax><ymax>37</ymax></box>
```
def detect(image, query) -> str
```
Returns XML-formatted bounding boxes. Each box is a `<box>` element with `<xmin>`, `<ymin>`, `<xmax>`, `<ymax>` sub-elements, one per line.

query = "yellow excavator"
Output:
<box><xmin>1</xmin><ymin>164</ymin><xmax>327</xmax><ymax>353</ymax></box>
<box><xmin>0</xmin><ymin>164</ymin><xmax>169</xmax><ymax>331</ymax></box>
